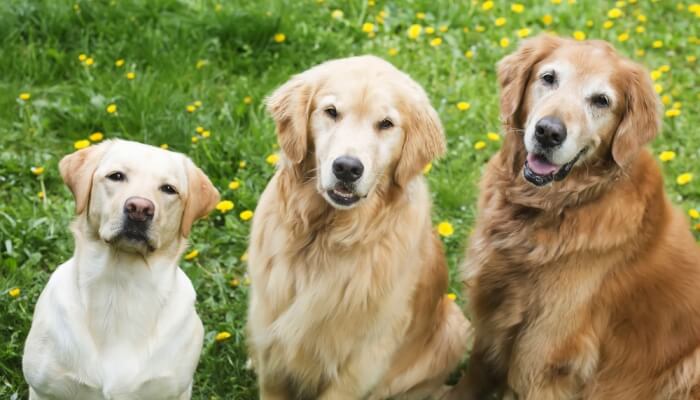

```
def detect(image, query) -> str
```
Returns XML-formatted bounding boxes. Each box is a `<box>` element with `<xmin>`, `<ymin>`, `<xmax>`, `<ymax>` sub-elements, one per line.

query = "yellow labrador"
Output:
<box><xmin>247</xmin><ymin>56</ymin><xmax>470</xmax><ymax>399</ymax></box>
<box><xmin>23</xmin><ymin>140</ymin><xmax>219</xmax><ymax>400</ymax></box>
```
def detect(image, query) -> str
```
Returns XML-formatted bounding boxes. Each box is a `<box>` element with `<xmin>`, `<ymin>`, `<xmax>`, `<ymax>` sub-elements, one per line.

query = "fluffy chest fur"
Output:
<box><xmin>247</xmin><ymin>172</ymin><xmax>432</xmax><ymax>395</ymax></box>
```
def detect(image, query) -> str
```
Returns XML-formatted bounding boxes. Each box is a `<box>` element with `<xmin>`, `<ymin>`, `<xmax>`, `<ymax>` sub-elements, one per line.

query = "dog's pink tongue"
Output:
<box><xmin>527</xmin><ymin>153</ymin><xmax>558</xmax><ymax>175</ymax></box>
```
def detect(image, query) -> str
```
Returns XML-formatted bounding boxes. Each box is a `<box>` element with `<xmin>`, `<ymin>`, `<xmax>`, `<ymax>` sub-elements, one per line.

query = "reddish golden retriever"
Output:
<box><xmin>447</xmin><ymin>35</ymin><xmax>700</xmax><ymax>399</ymax></box>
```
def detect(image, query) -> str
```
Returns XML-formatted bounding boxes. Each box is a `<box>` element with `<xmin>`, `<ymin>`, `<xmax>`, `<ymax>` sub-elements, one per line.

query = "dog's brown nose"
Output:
<box><xmin>124</xmin><ymin>197</ymin><xmax>155</xmax><ymax>222</ymax></box>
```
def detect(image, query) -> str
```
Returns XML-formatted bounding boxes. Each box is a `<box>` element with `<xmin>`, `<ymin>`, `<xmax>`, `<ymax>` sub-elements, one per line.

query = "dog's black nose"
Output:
<box><xmin>124</xmin><ymin>197</ymin><xmax>155</xmax><ymax>222</ymax></box>
<box><xmin>535</xmin><ymin>116</ymin><xmax>567</xmax><ymax>148</ymax></box>
<box><xmin>332</xmin><ymin>156</ymin><xmax>364</xmax><ymax>183</ymax></box>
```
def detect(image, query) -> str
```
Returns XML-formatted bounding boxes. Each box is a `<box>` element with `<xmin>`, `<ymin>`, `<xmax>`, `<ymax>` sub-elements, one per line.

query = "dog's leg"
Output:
<box><xmin>442</xmin><ymin>334</ymin><xmax>508</xmax><ymax>400</ymax></box>
<box><xmin>373</xmin><ymin>298</ymin><xmax>473</xmax><ymax>399</ymax></box>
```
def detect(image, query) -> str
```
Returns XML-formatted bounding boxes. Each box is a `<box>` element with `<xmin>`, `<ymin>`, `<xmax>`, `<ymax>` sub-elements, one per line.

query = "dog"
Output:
<box><xmin>23</xmin><ymin>140</ymin><xmax>220</xmax><ymax>400</ymax></box>
<box><xmin>246</xmin><ymin>55</ymin><xmax>471</xmax><ymax>399</ymax></box>
<box><xmin>445</xmin><ymin>34</ymin><xmax>700</xmax><ymax>400</ymax></box>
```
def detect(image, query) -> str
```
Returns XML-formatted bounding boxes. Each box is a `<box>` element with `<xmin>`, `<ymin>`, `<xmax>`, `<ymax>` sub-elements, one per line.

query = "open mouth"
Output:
<box><xmin>524</xmin><ymin>148</ymin><xmax>587</xmax><ymax>186</ymax></box>
<box><xmin>326</xmin><ymin>183</ymin><xmax>361</xmax><ymax>207</ymax></box>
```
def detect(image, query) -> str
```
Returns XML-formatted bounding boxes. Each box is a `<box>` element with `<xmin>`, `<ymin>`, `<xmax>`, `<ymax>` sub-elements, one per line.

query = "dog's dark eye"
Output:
<box><xmin>378</xmin><ymin>118</ymin><xmax>394</xmax><ymax>130</ymax></box>
<box><xmin>541</xmin><ymin>71</ymin><xmax>556</xmax><ymax>85</ymax></box>
<box><xmin>591</xmin><ymin>94</ymin><xmax>610</xmax><ymax>108</ymax></box>
<box><xmin>324</xmin><ymin>106</ymin><xmax>338</xmax><ymax>119</ymax></box>
<box><xmin>160</xmin><ymin>184</ymin><xmax>178</xmax><ymax>195</ymax></box>
<box><xmin>107</xmin><ymin>172</ymin><xmax>125</xmax><ymax>181</ymax></box>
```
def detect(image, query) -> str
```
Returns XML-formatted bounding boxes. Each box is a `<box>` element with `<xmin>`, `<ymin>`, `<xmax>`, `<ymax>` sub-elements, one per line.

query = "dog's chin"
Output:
<box><xmin>105</xmin><ymin>230</ymin><xmax>156</xmax><ymax>253</ymax></box>
<box><xmin>322</xmin><ymin>183</ymin><xmax>365</xmax><ymax>210</ymax></box>
<box><xmin>523</xmin><ymin>148</ymin><xmax>587</xmax><ymax>187</ymax></box>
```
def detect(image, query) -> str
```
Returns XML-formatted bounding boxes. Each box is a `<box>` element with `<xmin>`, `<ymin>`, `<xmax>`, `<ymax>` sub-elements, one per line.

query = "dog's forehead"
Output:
<box><xmin>543</xmin><ymin>42</ymin><xmax>622</xmax><ymax>78</ymax></box>
<box><xmin>99</xmin><ymin>141</ymin><xmax>186</xmax><ymax>181</ymax></box>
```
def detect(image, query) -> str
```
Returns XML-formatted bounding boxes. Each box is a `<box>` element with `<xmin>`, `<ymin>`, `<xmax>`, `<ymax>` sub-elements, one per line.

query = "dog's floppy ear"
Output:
<box><xmin>394</xmin><ymin>88</ymin><xmax>446</xmax><ymax>187</ymax></box>
<box><xmin>498</xmin><ymin>34</ymin><xmax>561</xmax><ymax>128</ymax></box>
<box><xmin>266</xmin><ymin>72</ymin><xmax>317</xmax><ymax>164</ymax></box>
<box><xmin>611</xmin><ymin>62</ymin><xmax>661</xmax><ymax>167</ymax></box>
<box><xmin>180</xmin><ymin>157</ymin><xmax>220</xmax><ymax>237</ymax></box>
<box><xmin>59</xmin><ymin>141</ymin><xmax>112</xmax><ymax>214</ymax></box>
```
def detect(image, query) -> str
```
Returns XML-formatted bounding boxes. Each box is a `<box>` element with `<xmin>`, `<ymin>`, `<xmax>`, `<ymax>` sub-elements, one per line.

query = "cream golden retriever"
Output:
<box><xmin>246</xmin><ymin>56</ymin><xmax>470</xmax><ymax>399</ymax></box>
<box><xmin>445</xmin><ymin>34</ymin><xmax>700</xmax><ymax>400</ymax></box>
<box><xmin>23</xmin><ymin>140</ymin><xmax>219</xmax><ymax>400</ymax></box>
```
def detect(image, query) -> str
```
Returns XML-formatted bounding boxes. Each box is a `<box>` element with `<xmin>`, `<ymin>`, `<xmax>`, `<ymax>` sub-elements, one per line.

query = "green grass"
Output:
<box><xmin>0</xmin><ymin>0</ymin><xmax>698</xmax><ymax>398</ymax></box>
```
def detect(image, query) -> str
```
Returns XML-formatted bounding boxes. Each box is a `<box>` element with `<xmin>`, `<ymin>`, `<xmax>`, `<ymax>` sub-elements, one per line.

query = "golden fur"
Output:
<box><xmin>446</xmin><ymin>35</ymin><xmax>700</xmax><ymax>400</ymax></box>
<box><xmin>246</xmin><ymin>56</ymin><xmax>470</xmax><ymax>399</ymax></box>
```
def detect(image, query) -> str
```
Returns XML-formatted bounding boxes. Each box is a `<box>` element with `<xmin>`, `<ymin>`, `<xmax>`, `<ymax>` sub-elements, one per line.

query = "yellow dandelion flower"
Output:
<box><xmin>19</xmin><ymin>92</ymin><xmax>31</xmax><ymax>101</ymax></box>
<box><xmin>652</xmin><ymin>40</ymin><xmax>663</xmax><ymax>48</ymax></box>
<box><xmin>603</xmin><ymin>20</ymin><xmax>614</xmax><ymax>29</ymax></box>
<box><xmin>38</xmin><ymin>191</ymin><xmax>45</xmax><ymax>199</ymax></box>
<box><xmin>240</xmin><ymin>210</ymin><xmax>254</xmax><ymax>221</ymax></box>
<box><xmin>229</xmin><ymin>278</ymin><xmax>240</xmax><ymax>288</ymax></box>
<box><xmin>456</xmin><ymin>102</ymin><xmax>471</xmax><ymax>111</ymax></box>
<box><xmin>201</xmin><ymin>130</ymin><xmax>211</xmax><ymax>138</ymax></box>
<box><xmin>618</xmin><ymin>32</ymin><xmax>629</xmax><ymax>42</ymax></box>
<box><xmin>266</xmin><ymin>153</ymin><xmax>280</xmax><ymax>165</ymax></box>
<box><xmin>216</xmin><ymin>200</ymin><xmax>235</xmax><ymax>213</ymax></box>
<box><xmin>673</xmin><ymin>102</ymin><xmax>682</xmax><ymax>109</ymax></box>
<box><xmin>74</xmin><ymin>140</ymin><xmax>90</xmax><ymax>150</ymax></box>
<box><xmin>196</xmin><ymin>126</ymin><xmax>205</xmax><ymax>134</ymax></box>
<box><xmin>542</xmin><ymin>14</ymin><xmax>553</xmax><ymax>25</ymax></box>
<box><xmin>500</xmin><ymin>37</ymin><xmax>510</xmax><ymax>48</ymax></box>
<box><xmin>475</xmin><ymin>25</ymin><xmax>486</xmax><ymax>32</ymax></box>
<box><xmin>425</xmin><ymin>26</ymin><xmax>435</xmax><ymax>34</ymax></box>
<box><xmin>650</xmin><ymin>70</ymin><xmax>662</xmax><ymax>81</ymax></box>
<box><xmin>89</xmin><ymin>132</ymin><xmax>103</xmax><ymax>142</ymax></box>
<box><xmin>586</xmin><ymin>20</ymin><xmax>594</xmax><ymax>27</ymax></box>
<box><xmin>106</xmin><ymin>104</ymin><xmax>117</xmax><ymax>114</ymax></box>
<box><xmin>447</xmin><ymin>293</ymin><xmax>457</xmax><ymax>301</ymax></box>
<box><xmin>331</xmin><ymin>9</ymin><xmax>344</xmax><ymax>19</ymax></box>
<box><xmin>186</xmin><ymin>105</ymin><xmax>196</xmax><ymax>113</ymax></box>
<box><xmin>407</xmin><ymin>24</ymin><xmax>422</xmax><ymax>39</ymax></box>
<box><xmin>615</xmin><ymin>0</ymin><xmax>625</xmax><ymax>6</ymax></box>
<box><xmin>637</xmin><ymin>14</ymin><xmax>647</xmax><ymax>23</ymax></box>
<box><xmin>9</xmin><ymin>288</ymin><xmax>20</xmax><ymax>298</ymax></box>
<box><xmin>665</xmin><ymin>109</ymin><xmax>681</xmax><ymax>118</ymax></box>
<box><xmin>191</xmin><ymin>136</ymin><xmax>198</xmax><ymax>144</ymax></box>
<box><xmin>517</xmin><ymin>28</ymin><xmax>531</xmax><ymax>38</ymax></box>
<box><xmin>487</xmin><ymin>132</ymin><xmax>501</xmax><ymax>141</ymax></box>
<box><xmin>439</xmin><ymin>25</ymin><xmax>448</xmax><ymax>33</ymax></box>
<box><xmin>608</xmin><ymin>8</ymin><xmax>623</xmax><ymax>19</ymax></box>
<box><xmin>228</xmin><ymin>180</ymin><xmax>241</xmax><ymax>190</ymax></box>
<box><xmin>495</xmin><ymin>17</ymin><xmax>507</xmax><ymax>27</ymax></box>
<box><xmin>551</xmin><ymin>0</ymin><xmax>562</xmax><ymax>4</ymax></box>
<box><xmin>635</xmin><ymin>49</ymin><xmax>645</xmax><ymax>57</ymax></box>
<box><xmin>31</xmin><ymin>166</ymin><xmax>44</xmax><ymax>175</ymax></box>
<box><xmin>659</xmin><ymin>65</ymin><xmax>670</xmax><ymax>73</ymax></box>
<box><xmin>482</xmin><ymin>1</ymin><xmax>494</xmax><ymax>11</ymax></box>
<box><xmin>423</xmin><ymin>163</ymin><xmax>432</xmax><ymax>174</ymax></box>
<box><xmin>474</xmin><ymin>141</ymin><xmax>487</xmax><ymax>150</ymax></box>
<box><xmin>362</xmin><ymin>22</ymin><xmax>374</xmax><ymax>33</ymax></box>
<box><xmin>115</xmin><ymin>59</ymin><xmax>125</xmax><ymax>67</ymax></box>
<box><xmin>654</xmin><ymin>84</ymin><xmax>663</xmax><ymax>94</ymax></box>
<box><xmin>244</xmin><ymin>96</ymin><xmax>253</xmax><ymax>104</ymax></box>
<box><xmin>196</xmin><ymin>59</ymin><xmax>208</xmax><ymax>69</ymax></box>
<box><xmin>437</xmin><ymin>221</ymin><xmax>454</xmax><ymax>237</ymax></box>
<box><xmin>160</xmin><ymin>144</ymin><xmax>169</xmax><ymax>149</ymax></box>
<box><xmin>215</xmin><ymin>331</ymin><xmax>231</xmax><ymax>342</ymax></box>
<box><xmin>430</xmin><ymin>37</ymin><xmax>442</xmax><ymax>47</ymax></box>
<box><xmin>78</xmin><ymin>54</ymin><xmax>87</xmax><ymax>62</ymax></box>
<box><xmin>240</xmin><ymin>252</ymin><xmax>248</xmax><ymax>262</ymax></box>
<box><xmin>194</xmin><ymin>101</ymin><xmax>203</xmax><ymax>108</ymax></box>
<box><xmin>465</xmin><ymin>50</ymin><xmax>474</xmax><ymax>58</ymax></box>
<box><xmin>677</xmin><ymin>173</ymin><xmax>693</xmax><ymax>185</ymax></box>
<box><xmin>689</xmin><ymin>209</ymin><xmax>700</xmax><ymax>219</ymax></box>
<box><xmin>84</xmin><ymin>57</ymin><xmax>94</xmax><ymax>66</ymax></box>
<box><xmin>388</xmin><ymin>47</ymin><xmax>398</xmax><ymax>56</ymax></box>
<box><xmin>573</xmin><ymin>31</ymin><xmax>586</xmax><ymax>41</ymax></box>
<box><xmin>273</xmin><ymin>33</ymin><xmax>286</xmax><ymax>43</ymax></box>
<box><xmin>511</xmin><ymin>3</ymin><xmax>525</xmax><ymax>13</ymax></box>
<box><xmin>659</xmin><ymin>151</ymin><xmax>676</xmax><ymax>162</ymax></box>
<box><xmin>239</xmin><ymin>161</ymin><xmax>247</xmax><ymax>168</ymax></box>
<box><xmin>661</xmin><ymin>95</ymin><xmax>671</xmax><ymax>105</ymax></box>
<box><xmin>126</xmin><ymin>72</ymin><xmax>136</xmax><ymax>80</ymax></box>
<box><xmin>184</xmin><ymin>249</ymin><xmax>199</xmax><ymax>260</ymax></box>
<box><xmin>687</xmin><ymin>55</ymin><xmax>697</xmax><ymax>63</ymax></box>
<box><xmin>635</xmin><ymin>26</ymin><xmax>645</xmax><ymax>33</ymax></box>
<box><xmin>416</xmin><ymin>12</ymin><xmax>426</xmax><ymax>19</ymax></box>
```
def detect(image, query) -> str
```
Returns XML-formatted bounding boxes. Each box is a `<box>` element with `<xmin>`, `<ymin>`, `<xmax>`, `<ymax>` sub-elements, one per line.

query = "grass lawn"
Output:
<box><xmin>1</xmin><ymin>0</ymin><xmax>698</xmax><ymax>398</ymax></box>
